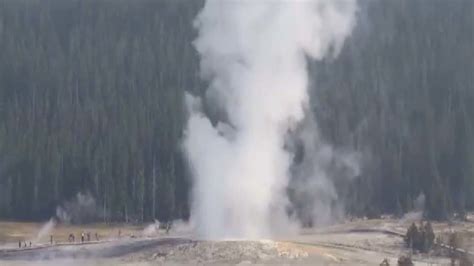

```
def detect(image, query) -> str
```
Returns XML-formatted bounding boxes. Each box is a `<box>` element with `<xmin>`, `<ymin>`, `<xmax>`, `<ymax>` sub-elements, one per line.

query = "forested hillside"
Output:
<box><xmin>0</xmin><ymin>0</ymin><xmax>202</xmax><ymax>222</ymax></box>
<box><xmin>0</xmin><ymin>0</ymin><xmax>473</xmax><ymax>222</ymax></box>
<box><xmin>311</xmin><ymin>0</ymin><xmax>474</xmax><ymax>220</ymax></box>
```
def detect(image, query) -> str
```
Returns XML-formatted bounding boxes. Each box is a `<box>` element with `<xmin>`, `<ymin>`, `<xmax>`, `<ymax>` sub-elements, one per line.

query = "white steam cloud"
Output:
<box><xmin>184</xmin><ymin>0</ymin><xmax>357</xmax><ymax>239</ymax></box>
<box><xmin>35</xmin><ymin>218</ymin><xmax>56</xmax><ymax>243</ymax></box>
<box><xmin>289</xmin><ymin>114</ymin><xmax>361</xmax><ymax>226</ymax></box>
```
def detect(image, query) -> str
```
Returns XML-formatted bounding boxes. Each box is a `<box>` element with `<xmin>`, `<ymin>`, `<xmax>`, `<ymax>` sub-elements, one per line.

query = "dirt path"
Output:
<box><xmin>0</xmin><ymin>218</ymin><xmax>467</xmax><ymax>265</ymax></box>
<box><xmin>0</xmin><ymin>237</ymin><xmax>191</xmax><ymax>261</ymax></box>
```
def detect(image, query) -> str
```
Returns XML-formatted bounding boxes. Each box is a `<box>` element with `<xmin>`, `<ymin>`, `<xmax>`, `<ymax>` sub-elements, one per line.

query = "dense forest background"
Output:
<box><xmin>0</xmin><ymin>0</ymin><xmax>473</xmax><ymax>223</ymax></box>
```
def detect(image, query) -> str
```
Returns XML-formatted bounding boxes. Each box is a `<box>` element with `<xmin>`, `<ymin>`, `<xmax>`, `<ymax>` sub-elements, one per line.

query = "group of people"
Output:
<box><xmin>405</xmin><ymin>221</ymin><xmax>435</xmax><ymax>252</ymax></box>
<box><xmin>67</xmin><ymin>232</ymin><xmax>99</xmax><ymax>243</ymax></box>
<box><xmin>18</xmin><ymin>232</ymin><xmax>100</xmax><ymax>249</ymax></box>
<box><xmin>18</xmin><ymin>241</ymin><xmax>31</xmax><ymax>248</ymax></box>
<box><xmin>18</xmin><ymin>223</ymin><xmax>173</xmax><ymax>249</ymax></box>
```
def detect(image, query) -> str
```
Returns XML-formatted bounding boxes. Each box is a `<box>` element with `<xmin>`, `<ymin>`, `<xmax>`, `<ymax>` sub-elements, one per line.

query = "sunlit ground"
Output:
<box><xmin>2</xmin><ymin>216</ymin><xmax>474</xmax><ymax>265</ymax></box>
<box><xmin>0</xmin><ymin>221</ymin><xmax>143</xmax><ymax>246</ymax></box>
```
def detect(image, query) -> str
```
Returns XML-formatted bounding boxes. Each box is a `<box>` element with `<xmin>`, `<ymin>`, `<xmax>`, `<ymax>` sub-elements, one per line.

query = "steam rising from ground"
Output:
<box><xmin>184</xmin><ymin>1</ymin><xmax>357</xmax><ymax>239</ymax></box>
<box><xmin>35</xmin><ymin>218</ymin><xmax>56</xmax><ymax>243</ymax></box>
<box><xmin>143</xmin><ymin>220</ymin><xmax>161</xmax><ymax>237</ymax></box>
<box><xmin>289</xmin><ymin>115</ymin><xmax>360</xmax><ymax>226</ymax></box>
<box><xmin>56</xmin><ymin>192</ymin><xmax>100</xmax><ymax>224</ymax></box>
<box><xmin>143</xmin><ymin>219</ymin><xmax>193</xmax><ymax>237</ymax></box>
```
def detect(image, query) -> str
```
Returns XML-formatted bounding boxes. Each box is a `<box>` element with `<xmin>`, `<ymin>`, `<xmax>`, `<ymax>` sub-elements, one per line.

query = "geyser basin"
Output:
<box><xmin>184</xmin><ymin>0</ymin><xmax>357</xmax><ymax>239</ymax></box>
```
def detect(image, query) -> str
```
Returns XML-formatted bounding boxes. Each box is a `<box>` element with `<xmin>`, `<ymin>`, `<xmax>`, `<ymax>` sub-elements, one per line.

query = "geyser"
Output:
<box><xmin>184</xmin><ymin>0</ymin><xmax>357</xmax><ymax>239</ymax></box>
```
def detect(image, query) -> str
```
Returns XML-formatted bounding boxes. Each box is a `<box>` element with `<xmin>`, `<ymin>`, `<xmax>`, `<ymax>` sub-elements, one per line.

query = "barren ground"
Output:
<box><xmin>1</xmin><ymin>215</ymin><xmax>473</xmax><ymax>265</ymax></box>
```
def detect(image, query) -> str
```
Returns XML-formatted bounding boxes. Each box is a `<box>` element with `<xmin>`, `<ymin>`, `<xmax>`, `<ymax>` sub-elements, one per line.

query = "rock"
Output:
<box><xmin>150</xmin><ymin>240</ymin><xmax>307</xmax><ymax>264</ymax></box>
<box><xmin>397</xmin><ymin>255</ymin><xmax>413</xmax><ymax>266</ymax></box>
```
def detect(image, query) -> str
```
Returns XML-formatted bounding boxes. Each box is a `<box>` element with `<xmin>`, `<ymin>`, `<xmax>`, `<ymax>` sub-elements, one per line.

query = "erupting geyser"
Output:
<box><xmin>184</xmin><ymin>0</ymin><xmax>357</xmax><ymax>239</ymax></box>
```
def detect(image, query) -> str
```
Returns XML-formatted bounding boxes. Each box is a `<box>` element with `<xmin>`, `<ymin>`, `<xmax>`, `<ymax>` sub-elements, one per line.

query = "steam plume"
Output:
<box><xmin>184</xmin><ymin>0</ymin><xmax>357</xmax><ymax>239</ymax></box>
<box><xmin>35</xmin><ymin>218</ymin><xmax>56</xmax><ymax>243</ymax></box>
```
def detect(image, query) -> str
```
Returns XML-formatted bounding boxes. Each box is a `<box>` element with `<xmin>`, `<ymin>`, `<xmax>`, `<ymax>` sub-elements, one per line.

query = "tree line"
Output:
<box><xmin>311</xmin><ymin>0</ymin><xmax>474</xmax><ymax>220</ymax></box>
<box><xmin>0</xmin><ymin>0</ymin><xmax>202</xmax><ymax>222</ymax></box>
<box><xmin>0</xmin><ymin>0</ymin><xmax>473</xmax><ymax>223</ymax></box>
